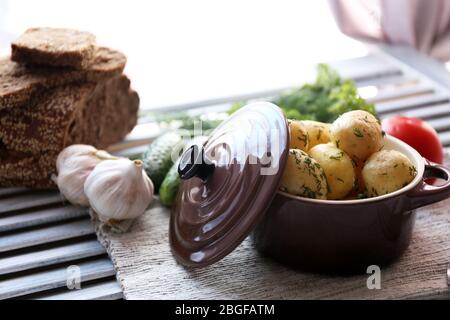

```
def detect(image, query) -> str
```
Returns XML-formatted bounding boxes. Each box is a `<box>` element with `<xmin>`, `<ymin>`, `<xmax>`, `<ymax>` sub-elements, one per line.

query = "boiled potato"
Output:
<box><xmin>330</xmin><ymin>110</ymin><xmax>383</xmax><ymax>162</ymax></box>
<box><xmin>309</xmin><ymin>144</ymin><xmax>355</xmax><ymax>200</ymax></box>
<box><xmin>301</xmin><ymin>120</ymin><xmax>331</xmax><ymax>150</ymax></box>
<box><xmin>280</xmin><ymin>149</ymin><xmax>327</xmax><ymax>200</ymax></box>
<box><xmin>288</xmin><ymin>120</ymin><xmax>309</xmax><ymax>151</ymax></box>
<box><xmin>362</xmin><ymin>150</ymin><xmax>417</xmax><ymax>197</ymax></box>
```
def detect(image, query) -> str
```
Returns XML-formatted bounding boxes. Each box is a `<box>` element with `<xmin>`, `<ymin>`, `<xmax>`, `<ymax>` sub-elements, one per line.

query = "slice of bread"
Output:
<box><xmin>11</xmin><ymin>28</ymin><xmax>96</xmax><ymax>69</ymax></box>
<box><xmin>0</xmin><ymin>47</ymin><xmax>127</xmax><ymax>110</ymax></box>
<box><xmin>0</xmin><ymin>75</ymin><xmax>139</xmax><ymax>188</ymax></box>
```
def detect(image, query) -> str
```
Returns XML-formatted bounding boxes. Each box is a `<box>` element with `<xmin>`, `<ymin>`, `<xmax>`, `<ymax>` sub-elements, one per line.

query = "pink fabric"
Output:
<box><xmin>330</xmin><ymin>0</ymin><xmax>450</xmax><ymax>61</ymax></box>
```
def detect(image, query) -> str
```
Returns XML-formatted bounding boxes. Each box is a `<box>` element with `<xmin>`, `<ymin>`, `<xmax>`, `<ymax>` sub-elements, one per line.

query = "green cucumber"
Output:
<box><xmin>159</xmin><ymin>135</ymin><xmax>208</xmax><ymax>206</ymax></box>
<box><xmin>142</xmin><ymin>132</ymin><xmax>183</xmax><ymax>192</ymax></box>
<box><xmin>159</xmin><ymin>159</ymin><xmax>181</xmax><ymax>207</ymax></box>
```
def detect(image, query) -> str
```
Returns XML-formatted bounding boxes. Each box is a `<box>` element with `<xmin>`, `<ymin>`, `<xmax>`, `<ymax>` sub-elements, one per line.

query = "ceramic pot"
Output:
<box><xmin>253</xmin><ymin>135</ymin><xmax>450</xmax><ymax>272</ymax></box>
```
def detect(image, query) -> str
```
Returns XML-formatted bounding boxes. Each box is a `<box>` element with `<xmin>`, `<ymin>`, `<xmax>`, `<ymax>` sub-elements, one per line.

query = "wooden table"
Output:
<box><xmin>1</xmin><ymin>45</ymin><xmax>450</xmax><ymax>299</ymax></box>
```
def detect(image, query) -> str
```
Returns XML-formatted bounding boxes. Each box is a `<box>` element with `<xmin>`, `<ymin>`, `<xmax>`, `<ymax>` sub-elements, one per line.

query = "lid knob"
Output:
<box><xmin>178</xmin><ymin>144</ymin><xmax>215</xmax><ymax>181</ymax></box>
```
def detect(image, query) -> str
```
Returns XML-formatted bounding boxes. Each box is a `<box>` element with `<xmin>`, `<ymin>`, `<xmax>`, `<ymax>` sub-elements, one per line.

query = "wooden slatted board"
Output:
<box><xmin>0</xmin><ymin>46</ymin><xmax>450</xmax><ymax>299</ymax></box>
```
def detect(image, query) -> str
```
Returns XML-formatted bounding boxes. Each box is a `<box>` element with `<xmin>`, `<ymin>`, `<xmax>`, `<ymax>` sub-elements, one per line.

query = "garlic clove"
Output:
<box><xmin>84</xmin><ymin>158</ymin><xmax>154</xmax><ymax>222</ymax></box>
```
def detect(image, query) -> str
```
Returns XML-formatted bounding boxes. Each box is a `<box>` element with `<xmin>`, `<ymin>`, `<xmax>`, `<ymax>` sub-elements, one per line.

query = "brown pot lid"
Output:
<box><xmin>169</xmin><ymin>102</ymin><xmax>289</xmax><ymax>268</ymax></box>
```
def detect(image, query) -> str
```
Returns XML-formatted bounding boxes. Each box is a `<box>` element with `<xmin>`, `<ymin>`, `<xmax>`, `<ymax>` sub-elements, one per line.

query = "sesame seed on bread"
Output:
<box><xmin>0</xmin><ymin>150</ymin><xmax>59</xmax><ymax>189</ymax></box>
<box><xmin>0</xmin><ymin>83</ymin><xmax>96</xmax><ymax>154</ymax></box>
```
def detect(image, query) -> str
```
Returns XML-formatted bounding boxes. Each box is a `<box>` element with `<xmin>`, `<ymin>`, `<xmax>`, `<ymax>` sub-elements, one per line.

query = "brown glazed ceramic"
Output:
<box><xmin>170</xmin><ymin>102</ymin><xmax>450</xmax><ymax>272</ymax></box>
<box><xmin>254</xmin><ymin>136</ymin><xmax>450</xmax><ymax>273</ymax></box>
<box><xmin>170</xmin><ymin>102</ymin><xmax>289</xmax><ymax>268</ymax></box>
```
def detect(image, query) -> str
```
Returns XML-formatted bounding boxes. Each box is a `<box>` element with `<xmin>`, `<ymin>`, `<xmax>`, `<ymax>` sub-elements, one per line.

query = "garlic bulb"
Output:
<box><xmin>84</xmin><ymin>158</ymin><xmax>154</xmax><ymax>222</ymax></box>
<box><xmin>55</xmin><ymin>144</ymin><xmax>117</xmax><ymax>206</ymax></box>
<box><xmin>56</xmin><ymin>144</ymin><xmax>97</xmax><ymax>172</ymax></box>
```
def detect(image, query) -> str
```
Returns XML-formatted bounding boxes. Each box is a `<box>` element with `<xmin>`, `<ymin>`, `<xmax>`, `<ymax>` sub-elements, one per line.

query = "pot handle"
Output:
<box><xmin>406</xmin><ymin>159</ymin><xmax>450</xmax><ymax>210</ymax></box>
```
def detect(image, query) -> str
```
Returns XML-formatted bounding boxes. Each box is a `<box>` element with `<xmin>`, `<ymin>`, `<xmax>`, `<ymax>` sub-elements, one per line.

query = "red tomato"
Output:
<box><xmin>381</xmin><ymin>116</ymin><xmax>443</xmax><ymax>164</ymax></box>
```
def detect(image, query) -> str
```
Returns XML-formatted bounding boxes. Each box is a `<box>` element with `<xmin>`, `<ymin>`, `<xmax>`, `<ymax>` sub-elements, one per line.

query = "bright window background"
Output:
<box><xmin>0</xmin><ymin>0</ymin><xmax>367</xmax><ymax>109</ymax></box>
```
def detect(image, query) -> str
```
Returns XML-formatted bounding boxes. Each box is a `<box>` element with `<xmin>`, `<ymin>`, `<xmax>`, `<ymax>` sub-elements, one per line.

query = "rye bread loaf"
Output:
<box><xmin>0</xmin><ymin>47</ymin><xmax>127</xmax><ymax>110</ymax></box>
<box><xmin>11</xmin><ymin>28</ymin><xmax>96</xmax><ymax>69</ymax></box>
<box><xmin>0</xmin><ymin>75</ymin><xmax>139</xmax><ymax>188</ymax></box>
